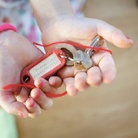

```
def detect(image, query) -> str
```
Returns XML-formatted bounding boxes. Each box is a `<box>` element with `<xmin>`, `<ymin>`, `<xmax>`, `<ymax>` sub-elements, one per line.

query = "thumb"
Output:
<box><xmin>58</xmin><ymin>17</ymin><xmax>133</xmax><ymax>48</ymax></box>
<box><xmin>0</xmin><ymin>91</ymin><xmax>28</xmax><ymax>118</ymax></box>
<box><xmin>92</xmin><ymin>19</ymin><xmax>133</xmax><ymax>48</ymax></box>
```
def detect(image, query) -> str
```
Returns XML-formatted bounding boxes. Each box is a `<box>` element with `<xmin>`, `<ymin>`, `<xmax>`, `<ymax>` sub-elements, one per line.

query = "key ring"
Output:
<box><xmin>56</xmin><ymin>43</ymin><xmax>77</xmax><ymax>66</ymax></box>
<box><xmin>60</xmin><ymin>54</ymin><xmax>75</xmax><ymax>62</ymax></box>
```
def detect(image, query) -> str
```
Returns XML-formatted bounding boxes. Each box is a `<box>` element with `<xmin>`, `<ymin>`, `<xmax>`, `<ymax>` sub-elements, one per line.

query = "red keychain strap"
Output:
<box><xmin>3</xmin><ymin>39</ymin><xmax>112</xmax><ymax>98</ymax></box>
<box><xmin>3</xmin><ymin>84</ymin><xmax>67</xmax><ymax>98</ymax></box>
<box><xmin>33</xmin><ymin>41</ymin><xmax>112</xmax><ymax>54</ymax></box>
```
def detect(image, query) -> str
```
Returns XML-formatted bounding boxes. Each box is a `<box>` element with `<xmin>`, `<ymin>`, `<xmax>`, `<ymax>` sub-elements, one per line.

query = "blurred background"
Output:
<box><xmin>17</xmin><ymin>0</ymin><xmax>138</xmax><ymax>138</ymax></box>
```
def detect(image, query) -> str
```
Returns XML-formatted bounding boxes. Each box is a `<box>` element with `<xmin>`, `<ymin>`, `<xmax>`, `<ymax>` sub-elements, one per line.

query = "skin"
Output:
<box><xmin>30</xmin><ymin>0</ymin><xmax>133</xmax><ymax>96</ymax></box>
<box><xmin>0</xmin><ymin>0</ymin><xmax>133</xmax><ymax>118</ymax></box>
<box><xmin>42</xmin><ymin>16</ymin><xmax>133</xmax><ymax>96</ymax></box>
<box><xmin>0</xmin><ymin>30</ymin><xmax>62</xmax><ymax>118</ymax></box>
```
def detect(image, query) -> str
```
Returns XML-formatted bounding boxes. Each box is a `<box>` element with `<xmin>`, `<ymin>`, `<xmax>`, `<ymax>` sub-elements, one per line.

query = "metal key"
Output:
<box><xmin>21</xmin><ymin>49</ymin><xmax>66</xmax><ymax>85</ymax></box>
<box><xmin>74</xmin><ymin>36</ymin><xmax>104</xmax><ymax>71</ymax></box>
<box><xmin>73</xmin><ymin>50</ymin><xmax>92</xmax><ymax>71</ymax></box>
<box><xmin>85</xmin><ymin>35</ymin><xmax>104</xmax><ymax>56</ymax></box>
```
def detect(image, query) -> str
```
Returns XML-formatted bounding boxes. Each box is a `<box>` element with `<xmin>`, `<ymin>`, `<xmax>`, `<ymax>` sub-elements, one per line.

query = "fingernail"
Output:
<box><xmin>29</xmin><ymin>102</ymin><xmax>35</xmax><ymax>108</ymax></box>
<box><xmin>35</xmin><ymin>92</ymin><xmax>40</xmax><ymax>99</ymax></box>
<box><xmin>126</xmin><ymin>36</ymin><xmax>133</xmax><ymax>41</ymax></box>
<box><xmin>34</xmin><ymin>79</ymin><xmax>43</xmax><ymax>88</ymax></box>
<box><xmin>29</xmin><ymin>98</ymin><xmax>35</xmax><ymax>107</ymax></box>
<box><xmin>34</xmin><ymin>90</ymin><xmax>41</xmax><ymax>99</ymax></box>
<box><xmin>17</xmin><ymin>112</ymin><xmax>25</xmax><ymax>118</ymax></box>
<box><xmin>126</xmin><ymin>36</ymin><xmax>130</xmax><ymax>39</ymax></box>
<box><xmin>38</xmin><ymin>81</ymin><xmax>43</xmax><ymax>87</ymax></box>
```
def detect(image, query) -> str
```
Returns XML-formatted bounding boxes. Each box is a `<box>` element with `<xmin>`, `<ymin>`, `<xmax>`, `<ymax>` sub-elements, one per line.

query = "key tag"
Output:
<box><xmin>21</xmin><ymin>49</ymin><xmax>66</xmax><ymax>85</ymax></box>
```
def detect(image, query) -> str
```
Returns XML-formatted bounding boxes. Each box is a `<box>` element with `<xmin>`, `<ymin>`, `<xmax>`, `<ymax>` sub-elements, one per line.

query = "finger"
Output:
<box><xmin>30</xmin><ymin>88</ymin><xmax>53</xmax><ymax>110</ymax></box>
<box><xmin>87</xmin><ymin>66</ymin><xmax>102</xmax><ymax>87</ymax></box>
<box><xmin>92</xmin><ymin>43</ymin><xmax>116</xmax><ymax>84</ymax></box>
<box><xmin>25</xmin><ymin>98</ymin><xmax>41</xmax><ymax>118</ymax></box>
<box><xmin>0</xmin><ymin>91</ymin><xmax>28</xmax><ymax>118</ymax></box>
<box><xmin>63</xmin><ymin>77</ymin><xmax>78</xmax><ymax>96</ymax></box>
<box><xmin>94</xmin><ymin>19</ymin><xmax>133</xmax><ymax>48</ymax></box>
<box><xmin>75</xmin><ymin>72</ymin><xmax>89</xmax><ymax>91</ymax></box>
<box><xmin>34</xmin><ymin>78</ymin><xmax>58</xmax><ymax>94</ymax></box>
<box><xmin>16</xmin><ymin>88</ymin><xmax>29</xmax><ymax>103</ymax></box>
<box><xmin>48</xmin><ymin>76</ymin><xmax>62</xmax><ymax>88</ymax></box>
<box><xmin>57</xmin><ymin>66</ymin><xmax>74</xmax><ymax>78</ymax></box>
<box><xmin>57</xmin><ymin>17</ymin><xmax>133</xmax><ymax>48</ymax></box>
<box><xmin>98</xmin><ymin>53</ymin><xmax>116</xmax><ymax>83</ymax></box>
<box><xmin>72</xmin><ymin>18</ymin><xmax>133</xmax><ymax>48</ymax></box>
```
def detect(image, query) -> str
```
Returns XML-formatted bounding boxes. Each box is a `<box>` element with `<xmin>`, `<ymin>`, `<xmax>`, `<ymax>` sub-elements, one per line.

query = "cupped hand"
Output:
<box><xmin>41</xmin><ymin>15</ymin><xmax>133</xmax><ymax>96</ymax></box>
<box><xmin>0</xmin><ymin>30</ymin><xmax>62</xmax><ymax>118</ymax></box>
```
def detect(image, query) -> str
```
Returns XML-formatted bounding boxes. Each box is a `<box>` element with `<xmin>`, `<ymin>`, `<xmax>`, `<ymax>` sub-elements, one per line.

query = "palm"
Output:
<box><xmin>41</xmin><ymin>15</ymin><xmax>132</xmax><ymax>95</ymax></box>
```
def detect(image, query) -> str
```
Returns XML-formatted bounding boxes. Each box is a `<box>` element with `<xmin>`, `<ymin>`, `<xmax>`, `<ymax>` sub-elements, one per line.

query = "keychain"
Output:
<box><xmin>3</xmin><ymin>37</ymin><xmax>112</xmax><ymax>98</ymax></box>
<box><xmin>21</xmin><ymin>49</ymin><xmax>66</xmax><ymax>85</ymax></box>
<box><xmin>21</xmin><ymin>42</ymin><xmax>78</xmax><ymax>85</ymax></box>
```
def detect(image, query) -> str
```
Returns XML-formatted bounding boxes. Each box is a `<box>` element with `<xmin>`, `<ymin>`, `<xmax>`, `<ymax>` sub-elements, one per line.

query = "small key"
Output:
<box><xmin>56</xmin><ymin>43</ymin><xmax>77</xmax><ymax>66</ymax></box>
<box><xmin>73</xmin><ymin>50</ymin><xmax>92</xmax><ymax>71</ymax></box>
<box><xmin>73</xmin><ymin>36</ymin><xmax>104</xmax><ymax>71</ymax></box>
<box><xmin>85</xmin><ymin>35</ymin><xmax>104</xmax><ymax>56</ymax></box>
<box><xmin>83</xmin><ymin>35</ymin><xmax>103</xmax><ymax>69</ymax></box>
<box><xmin>21</xmin><ymin>49</ymin><xmax>66</xmax><ymax>85</ymax></box>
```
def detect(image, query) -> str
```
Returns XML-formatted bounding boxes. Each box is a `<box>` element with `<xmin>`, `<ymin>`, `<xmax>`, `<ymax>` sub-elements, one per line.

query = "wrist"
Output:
<box><xmin>30</xmin><ymin>0</ymin><xmax>75</xmax><ymax>31</ymax></box>
<box><xmin>0</xmin><ymin>23</ymin><xmax>17</xmax><ymax>48</ymax></box>
<box><xmin>0</xmin><ymin>23</ymin><xmax>16</xmax><ymax>33</ymax></box>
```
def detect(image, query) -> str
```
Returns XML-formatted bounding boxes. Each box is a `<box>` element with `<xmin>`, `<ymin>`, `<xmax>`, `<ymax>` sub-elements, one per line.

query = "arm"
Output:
<box><xmin>29</xmin><ymin>0</ymin><xmax>74</xmax><ymax>31</ymax></box>
<box><xmin>29</xmin><ymin>0</ymin><xmax>133</xmax><ymax>96</ymax></box>
<box><xmin>30</xmin><ymin>0</ymin><xmax>133</xmax><ymax>48</ymax></box>
<box><xmin>0</xmin><ymin>24</ymin><xmax>60</xmax><ymax>118</ymax></box>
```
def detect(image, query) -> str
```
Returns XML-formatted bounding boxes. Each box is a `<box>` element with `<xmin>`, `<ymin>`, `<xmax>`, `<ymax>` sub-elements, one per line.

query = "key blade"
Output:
<box><xmin>91</xmin><ymin>36</ymin><xmax>104</xmax><ymax>47</ymax></box>
<box><xmin>90</xmin><ymin>35</ymin><xmax>101</xmax><ymax>47</ymax></box>
<box><xmin>85</xmin><ymin>36</ymin><xmax>104</xmax><ymax>56</ymax></box>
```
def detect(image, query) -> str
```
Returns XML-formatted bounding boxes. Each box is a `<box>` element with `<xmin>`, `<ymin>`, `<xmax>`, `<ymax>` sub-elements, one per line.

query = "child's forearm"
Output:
<box><xmin>30</xmin><ymin>0</ymin><xmax>74</xmax><ymax>30</ymax></box>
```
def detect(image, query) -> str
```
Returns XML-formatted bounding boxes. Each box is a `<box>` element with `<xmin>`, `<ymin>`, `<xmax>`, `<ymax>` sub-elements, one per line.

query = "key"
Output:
<box><xmin>21</xmin><ymin>49</ymin><xmax>66</xmax><ymax>85</ymax></box>
<box><xmin>73</xmin><ymin>50</ymin><xmax>85</xmax><ymax>70</ymax></box>
<box><xmin>73</xmin><ymin>36</ymin><xmax>104</xmax><ymax>71</ymax></box>
<box><xmin>85</xmin><ymin>35</ymin><xmax>104</xmax><ymax>56</ymax></box>
<box><xmin>73</xmin><ymin>50</ymin><xmax>92</xmax><ymax>71</ymax></box>
<box><xmin>81</xmin><ymin>52</ymin><xmax>93</xmax><ymax>69</ymax></box>
<box><xmin>56</xmin><ymin>43</ymin><xmax>77</xmax><ymax>66</ymax></box>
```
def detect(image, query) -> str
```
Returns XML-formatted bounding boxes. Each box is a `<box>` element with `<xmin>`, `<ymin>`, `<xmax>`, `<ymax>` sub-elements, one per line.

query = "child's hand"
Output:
<box><xmin>0</xmin><ymin>30</ymin><xmax>62</xmax><ymax>118</ymax></box>
<box><xmin>40</xmin><ymin>15</ymin><xmax>133</xmax><ymax>96</ymax></box>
